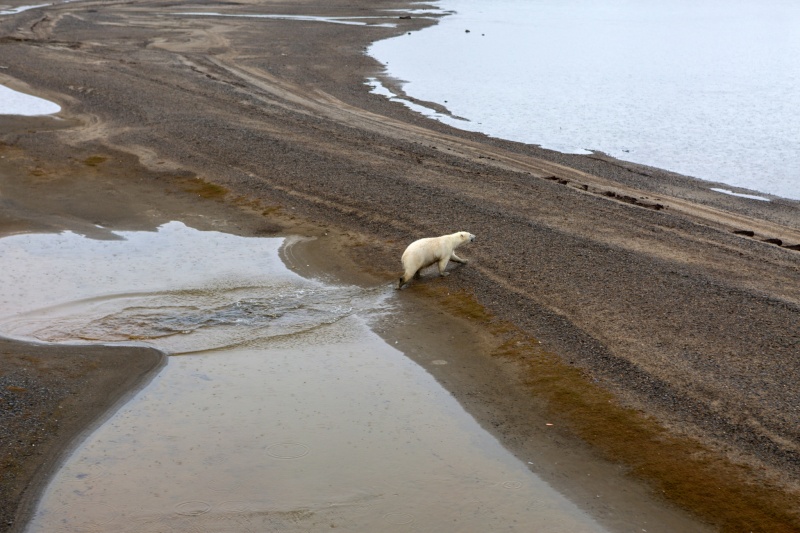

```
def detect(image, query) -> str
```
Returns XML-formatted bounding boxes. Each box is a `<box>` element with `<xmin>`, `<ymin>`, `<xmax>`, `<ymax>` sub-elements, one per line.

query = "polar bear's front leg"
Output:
<box><xmin>450</xmin><ymin>252</ymin><xmax>468</xmax><ymax>264</ymax></box>
<box><xmin>437</xmin><ymin>256</ymin><xmax>451</xmax><ymax>276</ymax></box>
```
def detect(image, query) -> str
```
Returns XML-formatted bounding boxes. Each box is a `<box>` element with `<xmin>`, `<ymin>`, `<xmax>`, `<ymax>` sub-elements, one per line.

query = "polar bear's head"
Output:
<box><xmin>456</xmin><ymin>231</ymin><xmax>475</xmax><ymax>244</ymax></box>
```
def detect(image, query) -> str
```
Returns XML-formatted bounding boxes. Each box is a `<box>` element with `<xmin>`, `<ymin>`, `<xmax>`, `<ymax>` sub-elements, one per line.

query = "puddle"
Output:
<box><xmin>0</xmin><ymin>222</ymin><xmax>606</xmax><ymax>532</ymax></box>
<box><xmin>365</xmin><ymin>77</ymin><xmax>463</xmax><ymax>122</ymax></box>
<box><xmin>0</xmin><ymin>0</ymin><xmax>78</xmax><ymax>16</ymax></box>
<box><xmin>0</xmin><ymin>3</ymin><xmax>50</xmax><ymax>16</ymax></box>
<box><xmin>177</xmin><ymin>12</ymin><xmax>397</xmax><ymax>28</ymax></box>
<box><xmin>710</xmin><ymin>187</ymin><xmax>771</xmax><ymax>202</ymax></box>
<box><xmin>0</xmin><ymin>84</ymin><xmax>61</xmax><ymax>116</ymax></box>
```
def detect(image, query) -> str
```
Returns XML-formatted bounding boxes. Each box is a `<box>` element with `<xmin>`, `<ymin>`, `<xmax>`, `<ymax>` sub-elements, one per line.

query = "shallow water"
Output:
<box><xmin>0</xmin><ymin>3</ymin><xmax>50</xmax><ymax>16</ymax></box>
<box><xmin>179</xmin><ymin>12</ymin><xmax>398</xmax><ymax>28</ymax></box>
<box><xmin>0</xmin><ymin>85</ymin><xmax>61</xmax><ymax>116</ymax></box>
<box><xmin>709</xmin><ymin>188</ymin><xmax>770</xmax><ymax>202</ymax></box>
<box><xmin>368</xmin><ymin>0</ymin><xmax>800</xmax><ymax>200</ymax></box>
<box><xmin>0</xmin><ymin>223</ymin><xmax>605</xmax><ymax>532</ymax></box>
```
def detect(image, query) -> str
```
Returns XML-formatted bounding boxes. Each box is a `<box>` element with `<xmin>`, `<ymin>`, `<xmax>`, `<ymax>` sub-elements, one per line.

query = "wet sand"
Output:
<box><xmin>1</xmin><ymin>0</ymin><xmax>799</xmax><ymax>531</ymax></box>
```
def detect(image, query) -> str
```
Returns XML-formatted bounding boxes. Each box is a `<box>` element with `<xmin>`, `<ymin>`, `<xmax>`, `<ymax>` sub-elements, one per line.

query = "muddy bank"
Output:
<box><xmin>0</xmin><ymin>0</ymin><xmax>799</xmax><ymax>530</ymax></box>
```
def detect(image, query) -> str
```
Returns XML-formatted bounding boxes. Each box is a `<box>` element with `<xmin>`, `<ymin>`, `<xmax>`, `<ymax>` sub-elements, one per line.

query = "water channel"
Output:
<box><xmin>0</xmin><ymin>222</ymin><xmax>605</xmax><ymax>532</ymax></box>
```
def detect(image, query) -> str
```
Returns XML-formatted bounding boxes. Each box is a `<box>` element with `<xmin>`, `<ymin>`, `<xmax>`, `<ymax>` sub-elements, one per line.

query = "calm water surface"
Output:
<box><xmin>0</xmin><ymin>222</ymin><xmax>605</xmax><ymax>532</ymax></box>
<box><xmin>369</xmin><ymin>0</ymin><xmax>800</xmax><ymax>200</ymax></box>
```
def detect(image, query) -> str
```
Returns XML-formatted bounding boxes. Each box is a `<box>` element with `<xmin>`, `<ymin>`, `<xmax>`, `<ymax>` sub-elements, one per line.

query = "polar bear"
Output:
<box><xmin>398</xmin><ymin>231</ymin><xmax>475</xmax><ymax>289</ymax></box>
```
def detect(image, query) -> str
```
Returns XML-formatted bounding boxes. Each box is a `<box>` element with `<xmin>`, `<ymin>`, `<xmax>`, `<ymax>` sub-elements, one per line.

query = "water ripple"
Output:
<box><xmin>0</xmin><ymin>283</ymin><xmax>392</xmax><ymax>354</ymax></box>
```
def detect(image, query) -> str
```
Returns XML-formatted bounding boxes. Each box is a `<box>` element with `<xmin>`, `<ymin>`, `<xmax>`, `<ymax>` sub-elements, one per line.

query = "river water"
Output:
<box><xmin>0</xmin><ymin>222</ymin><xmax>605</xmax><ymax>532</ymax></box>
<box><xmin>368</xmin><ymin>0</ymin><xmax>800</xmax><ymax>200</ymax></box>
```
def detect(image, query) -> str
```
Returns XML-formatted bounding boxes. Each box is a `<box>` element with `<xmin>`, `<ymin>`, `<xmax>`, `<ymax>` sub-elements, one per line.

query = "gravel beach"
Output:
<box><xmin>1</xmin><ymin>0</ymin><xmax>799</xmax><ymax>531</ymax></box>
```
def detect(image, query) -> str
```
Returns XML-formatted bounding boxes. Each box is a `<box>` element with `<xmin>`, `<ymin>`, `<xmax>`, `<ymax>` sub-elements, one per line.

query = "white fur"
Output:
<box><xmin>398</xmin><ymin>231</ymin><xmax>475</xmax><ymax>288</ymax></box>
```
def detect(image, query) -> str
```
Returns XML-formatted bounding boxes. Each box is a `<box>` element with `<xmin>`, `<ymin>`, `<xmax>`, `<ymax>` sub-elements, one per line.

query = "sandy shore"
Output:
<box><xmin>1</xmin><ymin>0</ymin><xmax>799</xmax><ymax>531</ymax></box>
<box><xmin>0</xmin><ymin>339</ymin><xmax>164</xmax><ymax>531</ymax></box>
